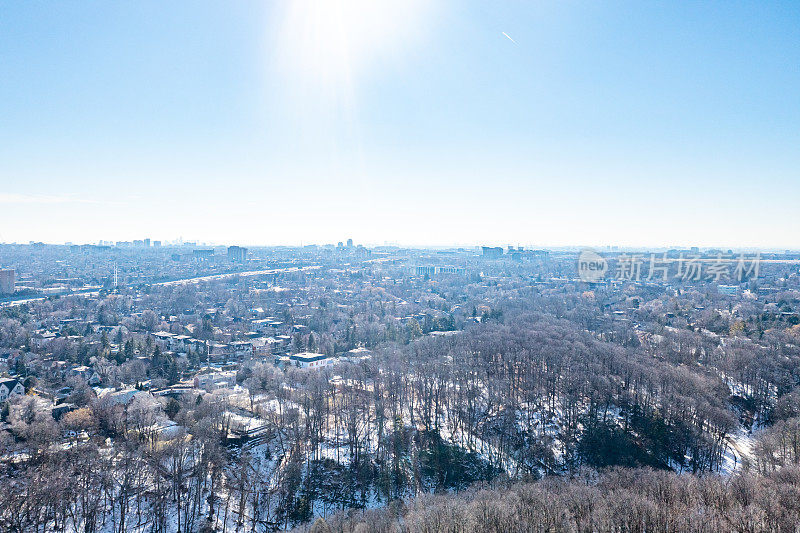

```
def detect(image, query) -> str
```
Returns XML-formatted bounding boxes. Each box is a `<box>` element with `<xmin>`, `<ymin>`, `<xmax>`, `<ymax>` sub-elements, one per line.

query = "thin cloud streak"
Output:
<box><xmin>0</xmin><ymin>193</ymin><xmax>118</xmax><ymax>205</ymax></box>
<box><xmin>501</xmin><ymin>31</ymin><xmax>517</xmax><ymax>44</ymax></box>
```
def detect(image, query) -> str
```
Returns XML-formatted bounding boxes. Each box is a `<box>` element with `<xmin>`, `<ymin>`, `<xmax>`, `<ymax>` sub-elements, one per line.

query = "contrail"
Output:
<box><xmin>502</xmin><ymin>31</ymin><xmax>517</xmax><ymax>45</ymax></box>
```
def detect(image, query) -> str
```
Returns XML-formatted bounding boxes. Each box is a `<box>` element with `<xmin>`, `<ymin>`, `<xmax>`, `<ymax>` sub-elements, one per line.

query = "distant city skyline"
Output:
<box><xmin>1</xmin><ymin>238</ymin><xmax>791</xmax><ymax>254</ymax></box>
<box><xmin>1</xmin><ymin>2</ymin><xmax>798</xmax><ymax>248</ymax></box>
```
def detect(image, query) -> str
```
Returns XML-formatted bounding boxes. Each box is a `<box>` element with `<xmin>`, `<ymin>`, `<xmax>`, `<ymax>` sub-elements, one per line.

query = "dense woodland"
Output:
<box><xmin>0</xmin><ymin>250</ymin><xmax>799</xmax><ymax>531</ymax></box>
<box><xmin>294</xmin><ymin>466</ymin><xmax>800</xmax><ymax>533</ymax></box>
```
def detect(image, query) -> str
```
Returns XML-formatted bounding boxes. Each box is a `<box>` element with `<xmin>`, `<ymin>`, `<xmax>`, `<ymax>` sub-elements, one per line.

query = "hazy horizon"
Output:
<box><xmin>2</xmin><ymin>238</ymin><xmax>793</xmax><ymax>253</ymax></box>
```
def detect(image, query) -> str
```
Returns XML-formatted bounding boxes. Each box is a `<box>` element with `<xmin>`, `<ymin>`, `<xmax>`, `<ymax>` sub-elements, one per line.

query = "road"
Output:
<box><xmin>0</xmin><ymin>265</ymin><xmax>321</xmax><ymax>308</ymax></box>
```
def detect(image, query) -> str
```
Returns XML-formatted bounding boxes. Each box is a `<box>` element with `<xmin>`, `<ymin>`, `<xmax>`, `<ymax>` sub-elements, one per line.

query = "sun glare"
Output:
<box><xmin>271</xmin><ymin>0</ymin><xmax>434</xmax><ymax>92</ymax></box>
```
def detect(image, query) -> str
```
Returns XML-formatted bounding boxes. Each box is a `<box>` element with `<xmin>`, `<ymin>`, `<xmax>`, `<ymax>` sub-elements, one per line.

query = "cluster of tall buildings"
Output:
<box><xmin>90</xmin><ymin>238</ymin><xmax>161</xmax><ymax>247</ymax></box>
<box><xmin>482</xmin><ymin>246</ymin><xmax>549</xmax><ymax>262</ymax></box>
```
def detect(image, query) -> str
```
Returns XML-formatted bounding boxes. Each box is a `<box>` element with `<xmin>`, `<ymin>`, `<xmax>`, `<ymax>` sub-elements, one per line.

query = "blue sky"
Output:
<box><xmin>1</xmin><ymin>1</ymin><xmax>798</xmax><ymax>248</ymax></box>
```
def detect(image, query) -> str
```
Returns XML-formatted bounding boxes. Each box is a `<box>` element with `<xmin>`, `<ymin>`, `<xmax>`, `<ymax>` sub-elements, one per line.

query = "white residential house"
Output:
<box><xmin>151</xmin><ymin>331</ymin><xmax>175</xmax><ymax>350</ymax></box>
<box><xmin>31</xmin><ymin>331</ymin><xmax>58</xmax><ymax>350</ymax></box>
<box><xmin>97</xmin><ymin>388</ymin><xmax>150</xmax><ymax>406</ymax></box>
<box><xmin>0</xmin><ymin>378</ymin><xmax>25</xmax><ymax>401</ymax></box>
<box><xmin>194</xmin><ymin>369</ymin><xmax>237</xmax><ymax>390</ymax></box>
<box><xmin>289</xmin><ymin>352</ymin><xmax>337</xmax><ymax>370</ymax></box>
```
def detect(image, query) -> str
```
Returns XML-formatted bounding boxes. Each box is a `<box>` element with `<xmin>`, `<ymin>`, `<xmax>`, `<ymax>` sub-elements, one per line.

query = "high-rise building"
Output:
<box><xmin>0</xmin><ymin>270</ymin><xmax>15</xmax><ymax>295</ymax></box>
<box><xmin>482</xmin><ymin>246</ymin><xmax>503</xmax><ymax>259</ymax></box>
<box><xmin>347</xmin><ymin>238</ymin><xmax>354</xmax><ymax>248</ymax></box>
<box><xmin>227</xmin><ymin>245</ymin><xmax>248</xmax><ymax>262</ymax></box>
<box><xmin>144</xmin><ymin>238</ymin><xmax>151</xmax><ymax>247</ymax></box>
